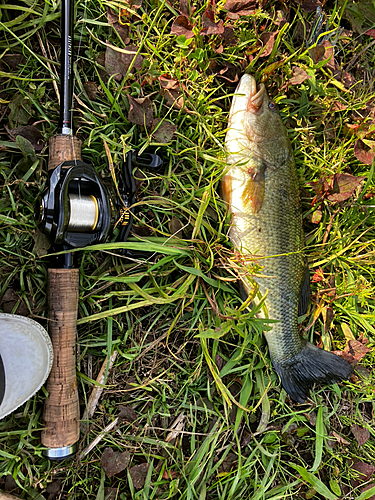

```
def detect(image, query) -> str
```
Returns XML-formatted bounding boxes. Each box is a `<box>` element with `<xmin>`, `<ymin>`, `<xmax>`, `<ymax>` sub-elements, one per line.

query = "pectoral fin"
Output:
<box><xmin>241</xmin><ymin>159</ymin><xmax>266</xmax><ymax>214</ymax></box>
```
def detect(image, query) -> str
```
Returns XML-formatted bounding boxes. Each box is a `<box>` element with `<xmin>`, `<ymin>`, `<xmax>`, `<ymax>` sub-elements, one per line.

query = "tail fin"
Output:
<box><xmin>272</xmin><ymin>341</ymin><xmax>353</xmax><ymax>403</ymax></box>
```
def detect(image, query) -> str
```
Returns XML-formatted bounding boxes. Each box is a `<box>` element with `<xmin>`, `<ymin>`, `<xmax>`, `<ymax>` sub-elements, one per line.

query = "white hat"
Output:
<box><xmin>0</xmin><ymin>313</ymin><xmax>53</xmax><ymax>419</ymax></box>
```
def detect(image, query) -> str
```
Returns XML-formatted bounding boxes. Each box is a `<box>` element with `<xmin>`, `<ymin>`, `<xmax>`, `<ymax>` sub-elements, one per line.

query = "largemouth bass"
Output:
<box><xmin>223</xmin><ymin>74</ymin><xmax>353</xmax><ymax>403</ymax></box>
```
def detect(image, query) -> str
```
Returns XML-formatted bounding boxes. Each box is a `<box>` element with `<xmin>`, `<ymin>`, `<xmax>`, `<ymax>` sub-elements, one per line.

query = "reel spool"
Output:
<box><xmin>36</xmin><ymin>151</ymin><xmax>162</xmax><ymax>249</ymax></box>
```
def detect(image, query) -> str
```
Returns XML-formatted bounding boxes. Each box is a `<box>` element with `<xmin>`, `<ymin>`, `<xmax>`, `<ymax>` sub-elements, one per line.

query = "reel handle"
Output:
<box><xmin>41</xmin><ymin>268</ymin><xmax>80</xmax><ymax>460</ymax></box>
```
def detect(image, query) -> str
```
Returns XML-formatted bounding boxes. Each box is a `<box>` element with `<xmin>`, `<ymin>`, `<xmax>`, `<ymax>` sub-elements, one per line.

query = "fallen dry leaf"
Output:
<box><xmin>105</xmin><ymin>44</ymin><xmax>143</xmax><ymax>81</ymax></box>
<box><xmin>129</xmin><ymin>463</ymin><xmax>150</xmax><ymax>489</ymax></box>
<box><xmin>101</xmin><ymin>447</ymin><xmax>131</xmax><ymax>477</ymax></box>
<box><xmin>326</xmin><ymin>173</ymin><xmax>366</xmax><ymax>203</ymax></box>
<box><xmin>351</xmin><ymin>462</ymin><xmax>375</xmax><ymax>488</ymax></box>
<box><xmin>309</xmin><ymin>173</ymin><xmax>365</xmax><ymax>205</ymax></box>
<box><xmin>83</xmin><ymin>81</ymin><xmax>99</xmax><ymax>100</ymax></box>
<box><xmin>118</xmin><ymin>405</ymin><xmax>138</xmax><ymax>423</ymax></box>
<box><xmin>259</xmin><ymin>31</ymin><xmax>278</xmax><ymax>57</ymax></box>
<box><xmin>170</xmin><ymin>15</ymin><xmax>195</xmax><ymax>38</ymax></box>
<box><xmin>354</xmin><ymin>139</ymin><xmax>375</xmax><ymax>165</ymax></box>
<box><xmin>332</xmin><ymin>101</ymin><xmax>347</xmax><ymax>112</ymax></box>
<box><xmin>201</xmin><ymin>9</ymin><xmax>224</xmax><ymax>36</ymax></box>
<box><xmin>152</xmin><ymin>118</ymin><xmax>177</xmax><ymax>143</ymax></box>
<box><xmin>127</xmin><ymin>95</ymin><xmax>154</xmax><ymax>128</ymax></box>
<box><xmin>351</xmin><ymin>424</ymin><xmax>371</xmax><ymax>447</ymax></box>
<box><xmin>8</xmin><ymin>125</ymin><xmax>44</xmax><ymax>151</ymax></box>
<box><xmin>106</xmin><ymin>7</ymin><xmax>130</xmax><ymax>44</ymax></box>
<box><xmin>104</xmin><ymin>487</ymin><xmax>118</xmax><ymax>500</ymax></box>
<box><xmin>296</xmin><ymin>0</ymin><xmax>322</xmax><ymax>12</ymax></box>
<box><xmin>330</xmin><ymin>430</ymin><xmax>350</xmax><ymax>446</ymax></box>
<box><xmin>333</xmin><ymin>339</ymin><xmax>372</xmax><ymax>366</ymax></box>
<box><xmin>179</xmin><ymin>0</ymin><xmax>195</xmax><ymax>16</ymax></box>
<box><xmin>288</xmin><ymin>66</ymin><xmax>311</xmax><ymax>86</ymax></box>
<box><xmin>224</xmin><ymin>0</ymin><xmax>257</xmax><ymax>18</ymax></box>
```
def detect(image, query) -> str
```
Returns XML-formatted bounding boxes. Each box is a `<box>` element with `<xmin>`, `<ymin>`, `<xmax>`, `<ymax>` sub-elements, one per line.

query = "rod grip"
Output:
<box><xmin>41</xmin><ymin>268</ymin><xmax>80</xmax><ymax>457</ymax></box>
<box><xmin>48</xmin><ymin>134</ymin><xmax>82</xmax><ymax>171</ymax></box>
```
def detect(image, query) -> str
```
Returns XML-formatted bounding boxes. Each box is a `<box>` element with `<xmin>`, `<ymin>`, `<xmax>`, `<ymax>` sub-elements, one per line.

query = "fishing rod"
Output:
<box><xmin>36</xmin><ymin>0</ymin><xmax>162</xmax><ymax>460</ymax></box>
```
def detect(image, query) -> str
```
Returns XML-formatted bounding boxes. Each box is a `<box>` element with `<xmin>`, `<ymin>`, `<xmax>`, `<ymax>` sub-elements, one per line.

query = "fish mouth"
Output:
<box><xmin>247</xmin><ymin>76</ymin><xmax>266</xmax><ymax>112</ymax></box>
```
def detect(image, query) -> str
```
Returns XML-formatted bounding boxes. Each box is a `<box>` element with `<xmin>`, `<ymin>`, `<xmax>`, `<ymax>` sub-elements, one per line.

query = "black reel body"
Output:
<box><xmin>36</xmin><ymin>152</ymin><xmax>163</xmax><ymax>249</ymax></box>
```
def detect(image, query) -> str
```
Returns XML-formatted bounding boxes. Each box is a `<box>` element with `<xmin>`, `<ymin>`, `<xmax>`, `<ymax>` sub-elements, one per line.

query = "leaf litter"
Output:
<box><xmin>1</xmin><ymin>1</ymin><xmax>375</xmax><ymax>499</ymax></box>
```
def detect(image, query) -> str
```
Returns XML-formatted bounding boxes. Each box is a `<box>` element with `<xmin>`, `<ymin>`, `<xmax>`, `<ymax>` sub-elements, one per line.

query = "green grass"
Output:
<box><xmin>1</xmin><ymin>0</ymin><xmax>375</xmax><ymax>499</ymax></box>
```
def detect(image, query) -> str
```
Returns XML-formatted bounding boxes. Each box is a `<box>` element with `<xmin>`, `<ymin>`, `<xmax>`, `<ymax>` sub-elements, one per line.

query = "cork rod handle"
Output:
<box><xmin>41</xmin><ymin>268</ymin><xmax>80</xmax><ymax>459</ymax></box>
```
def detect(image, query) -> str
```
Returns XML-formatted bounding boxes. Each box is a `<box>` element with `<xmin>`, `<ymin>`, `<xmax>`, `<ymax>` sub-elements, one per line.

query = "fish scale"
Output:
<box><xmin>224</xmin><ymin>74</ymin><xmax>353</xmax><ymax>402</ymax></box>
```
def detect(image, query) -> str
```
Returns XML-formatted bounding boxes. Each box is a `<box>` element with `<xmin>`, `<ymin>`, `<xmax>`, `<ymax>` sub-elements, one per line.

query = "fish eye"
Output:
<box><xmin>268</xmin><ymin>101</ymin><xmax>277</xmax><ymax>112</ymax></box>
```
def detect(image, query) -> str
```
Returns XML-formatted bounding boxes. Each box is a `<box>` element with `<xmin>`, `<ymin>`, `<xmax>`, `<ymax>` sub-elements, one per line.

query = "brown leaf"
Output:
<box><xmin>2</xmin><ymin>54</ymin><xmax>25</xmax><ymax>69</ymax></box>
<box><xmin>151</xmin><ymin>118</ymin><xmax>177</xmax><ymax>143</ymax></box>
<box><xmin>118</xmin><ymin>405</ymin><xmax>138</xmax><ymax>423</ymax></box>
<box><xmin>224</xmin><ymin>0</ymin><xmax>257</xmax><ymax>17</ymax></box>
<box><xmin>341</xmin><ymin>71</ymin><xmax>356</xmax><ymax>89</ymax></box>
<box><xmin>159</xmin><ymin>76</ymin><xmax>179</xmax><ymax>90</ymax></box>
<box><xmin>121</xmin><ymin>44</ymin><xmax>143</xmax><ymax>72</ymax></box>
<box><xmin>331</xmin><ymin>430</ymin><xmax>350</xmax><ymax>446</ymax></box>
<box><xmin>170</xmin><ymin>15</ymin><xmax>195</xmax><ymax>38</ymax></box>
<box><xmin>129</xmin><ymin>463</ymin><xmax>150</xmax><ymax>489</ymax></box>
<box><xmin>296</xmin><ymin>0</ymin><xmax>322</xmax><ymax>13</ymax></box>
<box><xmin>222</xmin><ymin>26</ymin><xmax>238</xmax><ymax>45</ymax></box>
<box><xmin>326</xmin><ymin>173</ymin><xmax>366</xmax><ymax>203</ymax></box>
<box><xmin>105</xmin><ymin>45</ymin><xmax>143</xmax><ymax>80</ymax></box>
<box><xmin>83</xmin><ymin>82</ymin><xmax>99</xmax><ymax>101</ymax></box>
<box><xmin>259</xmin><ymin>32</ymin><xmax>277</xmax><ymax>57</ymax></box>
<box><xmin>332</xmin><ymin>101</ymin><xmax>347</xmax><ymax>112</ymax></box>
<box><xmin>104</xmin><ymin>488</ymin><xmax>119</xmax><ymax>500</ymax></box>
<box><xmin>351</xmin><ymin>424</ymin><xmax>371</xmax><ymax>447</ymax></box>
<box><xmin>334</xmin><ymin>339</ymin><xmax>371</xmax><ymax>366</ymax></box>
<box><xmin>0</xmin><ymin>289</ymin><xmax>30</xmax><ymax>316</ymax></box>
<box><xmin>105</xmin><ymin>46</ymin><xmax>124</xmax><ymax>81</ymax></box>
<box><xmin>46</xmin><ymin>480</ymin><xmax>61</xmax><ymax>500</ymax></box>
<box><xmin>33</xmin><ymin>229</ymin><xmax>50</xmax><ymax>257</ymax></box>
<box><xmin>201</xmin><ymin>9</ymin><xmax>224</xmax><ymax>36</ymax></box>
<box><xmin>106</xmin><ymin>7</ymin><xmax>130</xmax><ymax>44</ymax></box>
<box><xmin>351</xmin><ymin>462</ymin><xmax>375</xmax><ymax>491</ymax></box>
<box><xmin>360</xmin><ymin>484</ymin><xmax>375</xmax><ymax>500</ymax></box>
<box><xmin>127</xmin><ymin>95</ymin><xmax>154</xmax><ymax>128</ymax></box>
<box><xmin>216</xmin><ymin>63</ymin><xmax>240</xmax><ymax>83</ymax></box>
<box><xmin>8</xmin><ymin>125</ymin><xmax>44</xmax><ymax>151</ymax></box>
<box><xmin>179</xmin><ymin>0</ymin><xmax>195</xmax><ymax>16</ymax></box>
<box><xmin>101</xmin><ymin>447</ymin><xmax>131</xmax><ymax>477</ymax></box>
<box><xmin>309</xmin><ymin>45</ymin><xmax>325</xmax><ymax>64</ymax></box>
<box><xmin>354</xmin><ymin>139</ymin><xmax>375</xmax><ymax>165</ymax></box>
<box><xmin>160</xmin><ymin>87</ymin><xmax>185</xmax><ymax>110</ymax></box>
<box><xmin>288</xmin><ymin>66</ymin><xmax>311</xmax><ymax>86</ymax></box>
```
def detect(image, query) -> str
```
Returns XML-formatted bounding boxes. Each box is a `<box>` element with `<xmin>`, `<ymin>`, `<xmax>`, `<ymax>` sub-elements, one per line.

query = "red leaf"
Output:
<box><xmin>334</xmin><ymin>339</ymin><xmax>372</xmax><ymax>366</ymax></box>
<box><xmin>326</xmin><ymin>173</ymin><xmax>366</xmax><ymax>203</ymax></box>
<box><xmin>312</xmin><ymin>267</ymin><xmax>324</xmax><ymax>282</ymax></box>
<box><xmin>366</xmin><ymin>29</ymin><xmax>375</xmax><ymax>39</ymax></box>
<box><xmin>127</xmin><ymin>96</ymin><xmax>154</xmax><ymax>128</ymax></box>
<box><xmin>170</xmin><ymin>15</ymin><xmax>195</xmax><ymax>38</ymax></box>
<box><xmin>101</xmin><ymin>448</ymin><xmax>131</xmax><ymax>478</ymax></box>
<box><xmin>201</xmin><ymin>9</ymin><xmax>224</xmax><ymax>36</ymax></box>
<box><xmin>129</xmin><ymin>463</ymin><xmax>150</xmax><ymax>489</ymax></box>
<box><xmin>259</xmin><ymin>32</ymin><xmax>277</xmax><ymax>57</ymax></box>
<box><xmin>354</xmin><ymin>139</ymin><xmax>375</xmax><ymax>165</ymax></box>
<box><xmin>351</xmin><ymin>424</ymin><xmax>370</xmax><ymax>447</ymax></box>
<box><xmin>224</xmin><ymin>0</ymin><xmax>257</xmax><ymax>18</ymax></box>
<box><xmin>288</xmin><ymin>66</ymin><xmax>311</xmax><ymax>86</ymax></box>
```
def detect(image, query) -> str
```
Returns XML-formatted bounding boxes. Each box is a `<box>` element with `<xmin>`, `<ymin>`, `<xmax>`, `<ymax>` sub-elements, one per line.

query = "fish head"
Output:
<box><xmin>226</xmin><ymin>74</ymin><xmax>290</xmax><ymax>161</ymax></box>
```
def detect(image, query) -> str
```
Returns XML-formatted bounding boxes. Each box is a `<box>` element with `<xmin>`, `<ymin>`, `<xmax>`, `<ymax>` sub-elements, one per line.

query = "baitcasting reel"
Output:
<box><xmin>36</xmin><ymin>151</ymin><xmax>162</xmax><ymax>249</ymax></box>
